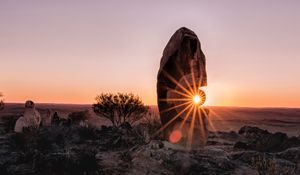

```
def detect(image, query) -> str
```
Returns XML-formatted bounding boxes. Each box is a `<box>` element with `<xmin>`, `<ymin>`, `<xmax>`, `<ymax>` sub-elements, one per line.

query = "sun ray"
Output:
<box><xmin>162</xmin><ymin>85</ymin><xmax>193</xmax><ymax>99</ymax></box>
<box><xmin>161</xmin><ymin>101</ymin><xmax>192</xmax><ymax>114</ymax></box>
<box><xmin>208</xmin><ymin>108</ymin><xmax>233</xmax><ymax>133</ymax></box>
<box><xmin>197</xmin><ymin>107</ymin><xmax>206</xmax><ymax>141</ymax></box>
<box><xmin>208</xmin><ymin>108</ymin><xmax>222</xmax><ymax>120</ymax></box>
<box><xmin>200</xmin><ymin>108</ymin><xmax>218</xmax><ymax>133</ymax></box>
<box><xmin>179</xmin><ymin>105</ymin><xmax>194</xmax><ymax>129</ymax></box>
<box><xmin>187</xmin><ymin>105</ymin><xmax>197</xmax><ymax>149</ymax></box>
<box><xmin>158</xmin><ymin>98</ymin><xmax>191</xmax><ymax>102</ymax></box>
<box><xmin>175</xmin><ymin>62</ymin><xmax>195</xmax><ymax>94</ymax></box>
<box><xmin>154</xmin><ymin>103</ymin><xmax>193</xmax><ymax>136</ymax></box>
<box><xmin>207</xmin><ymin>109</ymin><xmax>226</xmax><ymax>127</ymax></box>
<box><xmin>162</xmin><ymin>70</ymin><xmax>194</xmax><ymax>96</ymax></box>
<box><xmin>156</xmin><ymin>63</ymin><xmax>211</xmax><ymax>148</ymax></box>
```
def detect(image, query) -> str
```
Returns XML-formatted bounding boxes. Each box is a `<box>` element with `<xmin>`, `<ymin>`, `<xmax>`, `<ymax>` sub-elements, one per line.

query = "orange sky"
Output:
<box><xmin>1</xmin><ymin>1</ymin><xmax>300</xmax><ymax>107</ymax></box>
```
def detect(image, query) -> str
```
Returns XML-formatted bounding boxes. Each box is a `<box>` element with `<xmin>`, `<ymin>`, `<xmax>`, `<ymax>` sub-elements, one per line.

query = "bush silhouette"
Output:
<box><xmin>93</xmin><ymin>93</ymin><xmax>148</xmax><ymax>127</ymax></box>
<box><xmin>0</xmin><ymin>92</ymin><xmax>4</xmax><ymax>110</ymax></box>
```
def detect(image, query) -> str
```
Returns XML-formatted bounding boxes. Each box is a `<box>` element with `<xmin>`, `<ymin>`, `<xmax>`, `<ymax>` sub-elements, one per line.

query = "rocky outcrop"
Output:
<box><xmin>129</xmin><ymin>140</ymin><xmax>235</xmax><ymax>175</ymax></box>
<box><xmin>1</xmin><ymin>121</ymin><xmax>300</xmax><ymax>174</ymax></box>
<box><xmin>235</xmin><ymin>126</ymin><xmax>300</xmax><ymax>152</ymax></box>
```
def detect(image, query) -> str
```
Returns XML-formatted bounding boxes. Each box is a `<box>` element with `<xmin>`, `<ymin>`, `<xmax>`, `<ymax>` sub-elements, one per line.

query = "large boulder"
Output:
<box><xmin>157</xmin><ymin>27</ymin><xmax>208</xmax><ymax>146</ymax></box>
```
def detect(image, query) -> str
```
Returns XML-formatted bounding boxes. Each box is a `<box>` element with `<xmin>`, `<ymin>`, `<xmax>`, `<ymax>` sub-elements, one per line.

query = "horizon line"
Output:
<box><xmin>3</xmin><ymin>102</ymin><xmax>300</xmax><ymax>109</ymax></box>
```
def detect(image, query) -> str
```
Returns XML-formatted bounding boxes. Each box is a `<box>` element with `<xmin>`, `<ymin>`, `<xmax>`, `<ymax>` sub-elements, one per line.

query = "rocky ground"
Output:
<box><xmin>0</xmin><ymin>118</ymin><xmax>300</xmax><ymax>175</ymax></box>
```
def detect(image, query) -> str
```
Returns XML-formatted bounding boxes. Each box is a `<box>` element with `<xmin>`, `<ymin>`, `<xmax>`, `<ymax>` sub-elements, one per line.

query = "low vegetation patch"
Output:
<box><xmin>93</xmin><ymin>93</ymin><xmax>148</xmax><ymax>127</ymax></box>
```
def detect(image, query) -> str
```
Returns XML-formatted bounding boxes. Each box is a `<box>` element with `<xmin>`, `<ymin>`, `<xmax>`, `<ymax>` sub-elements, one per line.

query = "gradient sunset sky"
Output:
<box><xmin>1</xmin><ymin>1</ymin><xmax>300</xmax><ymax>107</ymax></box>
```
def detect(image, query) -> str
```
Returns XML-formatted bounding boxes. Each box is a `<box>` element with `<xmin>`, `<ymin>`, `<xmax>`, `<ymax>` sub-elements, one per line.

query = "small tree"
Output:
<box><xmin>93</xmin><ymin>93</ymin><xmax>148</xmax><ymax>127</ymax></box>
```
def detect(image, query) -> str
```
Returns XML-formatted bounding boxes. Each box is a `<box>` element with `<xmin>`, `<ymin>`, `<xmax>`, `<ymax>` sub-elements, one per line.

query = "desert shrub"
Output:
<box><xmin>33</xmin><ymin>146</ymin><xmax>99</xmax><ymax>174</ymax></box>
<box><xmin>1</xmin><ymin>115</ymin><xmax>20</xmax><ymax>133</ymax></box>
<box><xmin>0</xmin><ymin>92</ymin><xmax>4</xmax><ymax>110</ymax></box>
<box><xmin>9</xmin><ymin>126</ymin><xmax>64</xmax><ymax>153</ymax></box>
<box><xmin>75</xmin><ymin>126</ymin><xmax>100</xmax><ymax>141</ymax></box>
<box><xmin>141</xmin><ymin>109</ymin><xmax>160</xmax><ymax>127</ymax></box>
<box><xmin>0</xmin><ymin>100</ymin><xmax>3</xmax><ymax>111</ymax></box>
<box><xmin>6</xmin><ymin>125</ymin><xmax>100</xmax><ymax>174</ymax></box>
<box><xmin>93</xmin><ymin>93</ymin><xmax>148</xmax><ymax>127</ymax></box>
<box><xmin>51</xmin><ymin>112</ymin><xmax>74</xmax><ymax>126</ymax></box>
<box><xmin>251</xmin><ymin>155</ymin><xmax>296</xmax><ymax>175</ymax></box>
<box><xmin>137</xmin><ymin>108</ymin><xmax>161</xmax><ymax>140</ymax></box>
<box><xmin>68</xmin><ymin>110</ymin><xmax>90</xmax><ymax>124</ymax></box>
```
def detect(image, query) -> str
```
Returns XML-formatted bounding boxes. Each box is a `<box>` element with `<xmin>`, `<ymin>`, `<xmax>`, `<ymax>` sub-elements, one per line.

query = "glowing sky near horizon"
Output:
<box><xmin>1</xmin><ymin>1</ymin><xmax>300</xmax><ymax>107</ymax></box>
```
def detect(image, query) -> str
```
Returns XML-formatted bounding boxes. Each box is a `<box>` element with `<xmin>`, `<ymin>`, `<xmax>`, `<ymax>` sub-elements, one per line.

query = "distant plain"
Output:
<box><xmin>1</xmin><ymin>103</ymin><xmax>299</xmax><ymax>136</ymax></box>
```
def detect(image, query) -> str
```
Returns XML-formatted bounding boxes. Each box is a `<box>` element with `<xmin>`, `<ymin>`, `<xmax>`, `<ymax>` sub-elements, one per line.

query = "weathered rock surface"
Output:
<box><xmin>235</xmin><ymin>126</ymin><xmax>300</xmax><ymax>152</ymax></box>
<box><xmin>129</xmin><ymin>140</ymin><xmax>235</xmax><ymax>175</ymax></box>
<box><xmin>276</xmin><ymin>147</ymin><xmax>300</xmax><ymax>166</ymax></box>
<box><xmin>157</xmin><ymin>27</ymin><xmax>207</xmax><ymax>133</ymax></box>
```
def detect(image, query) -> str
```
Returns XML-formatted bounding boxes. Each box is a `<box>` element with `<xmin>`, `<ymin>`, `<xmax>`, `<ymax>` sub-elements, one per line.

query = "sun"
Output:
<box><xmin>193</xmin><ymin>94</ymin><xmax>201</xmax><ymax>104</ymax></box>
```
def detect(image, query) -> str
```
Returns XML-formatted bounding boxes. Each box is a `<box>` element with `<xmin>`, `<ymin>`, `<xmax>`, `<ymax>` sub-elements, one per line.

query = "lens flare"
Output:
<box><xmin>169</xmin><ymin>130</ymin><xmax>182</xmax><ymax>143</ymax></box>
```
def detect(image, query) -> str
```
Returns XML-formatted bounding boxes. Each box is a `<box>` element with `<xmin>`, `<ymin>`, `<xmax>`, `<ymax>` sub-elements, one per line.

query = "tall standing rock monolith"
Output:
<box><xmin>157</xmin><ymin>27</ymin><xmax>208</xmax><ymax>146</ymax></box>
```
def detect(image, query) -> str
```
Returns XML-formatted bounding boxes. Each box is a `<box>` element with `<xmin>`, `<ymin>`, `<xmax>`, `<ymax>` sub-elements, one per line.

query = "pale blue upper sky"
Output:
<box><xmin>0</xmin><ymin>1</ymin><xmax>300</xmax><ymax>107</ymax></box>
